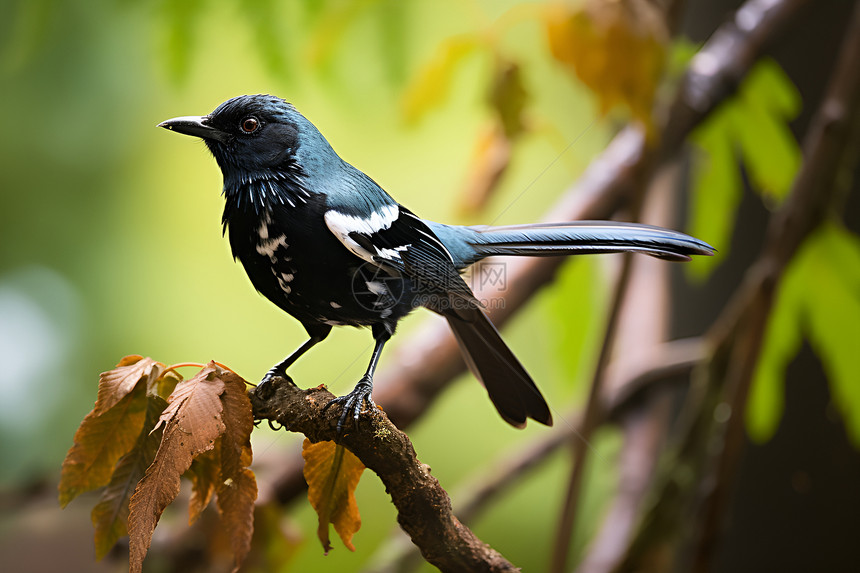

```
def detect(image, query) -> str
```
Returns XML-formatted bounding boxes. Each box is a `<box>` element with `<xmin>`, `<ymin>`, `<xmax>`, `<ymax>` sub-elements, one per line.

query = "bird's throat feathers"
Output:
<box><xmin>220</xmin><ymin>166</ymin><xmax>311</xmax><ymax>233</ymax></box>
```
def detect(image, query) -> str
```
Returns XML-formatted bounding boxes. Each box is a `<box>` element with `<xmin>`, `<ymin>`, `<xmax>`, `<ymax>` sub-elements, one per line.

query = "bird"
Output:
<box><xmin>159</xmin><ymin>94</ymin><xmax>714</xmax><ymax>432</ymax></box>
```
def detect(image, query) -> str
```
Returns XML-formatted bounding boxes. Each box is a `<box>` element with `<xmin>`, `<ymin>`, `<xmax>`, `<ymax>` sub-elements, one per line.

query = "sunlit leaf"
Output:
<box><xmin>60</xmin><ymin>377</ymin><xmax>149</xmax><ymax>507</ymax></box>
<box><xmin>153</xmin><ymin>369</ymin><xmax>182</xmax><ymax>402</ymax></box>
<box><xmin>401</xmin><ymin>34</ymin><xmax>483</xmax><ymax>124</ymax></box>
<box><xmin>747</xmin><ymin>223</ymin><xmax>860</xmax><ymax>446</ymax></box>
<box><xmin>747</xmin><ymin>261</ymin><xmax>803</xmax><ymax>443</ymax></box>
<box><xmin>803</xmin><ymin>224</ymin><xmax>860</xmax><ymax>446</ymax></box>
<box><xmin>687</xmin><ymin>108</ymin><xmax>743</xmax><ymax>280</ymax></box>
<box><xmin>95</xmin><ymin>356</ymin><xmax>162</xmax><ymax>414</ymax></box>
<box><xmin>729</xmin><ymin>60</ymin><xmax>801</xmax><ymax>203</ymax></box>
<box><xmin>687</xmin><ymin>59</ymin><xmax>800</xmax><ymax>280</ymax></box>
<box><xmin>302</xmin><ymin>439</ymin><xmax>366</xmax><ymax>553</ymax></box>
<box><xmin>544</xmin><ymin>0</ymin><xmax>668</xmax><ymax>128</ymax></box>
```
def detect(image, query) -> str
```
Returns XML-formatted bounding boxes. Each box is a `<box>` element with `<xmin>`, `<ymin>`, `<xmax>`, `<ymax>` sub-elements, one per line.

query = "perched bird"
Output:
<box><xmin>159</xmin><ymin>94</ymin><xmax>713</xmax><ymax>431</ymax></box>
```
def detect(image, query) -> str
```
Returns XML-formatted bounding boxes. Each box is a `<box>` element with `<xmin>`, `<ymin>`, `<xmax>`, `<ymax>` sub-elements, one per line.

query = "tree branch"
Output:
<box><xmin>616</xmin><ymin>2</ymin><xmax>860</xmax><ymax>569</ymax></box>
<box><xmin>265</xmin><ymin>0</ymin><xmax>812</xmax><ymax>509</ymax></box>
<box><xmin>363</xmin><ymin>337</ymin><xmax>707</xmax><ymax>573</ymax></box>
<box><xmin>248</xmin><ymin>378</ymin><xmax>518</xmax><ymax>573</ymax></box>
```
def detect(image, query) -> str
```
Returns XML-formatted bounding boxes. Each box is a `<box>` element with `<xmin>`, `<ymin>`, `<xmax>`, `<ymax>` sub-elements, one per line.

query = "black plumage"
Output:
<box><xmin>159</xmin><ymin>94</ymin><xmax>714</xmax><ymax>431</ymax></box>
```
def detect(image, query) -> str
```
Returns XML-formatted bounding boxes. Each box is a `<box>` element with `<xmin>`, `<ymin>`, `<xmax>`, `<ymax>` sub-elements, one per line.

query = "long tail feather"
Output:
<box><xmin>469</xmin><ymin>221</ymin><xmax>714</xmax><ymax>262</ymax></box>
<box><xmin>445</xmin><ymin>308</ymin><xmax>552</xmax><ymax>428</ymax></box>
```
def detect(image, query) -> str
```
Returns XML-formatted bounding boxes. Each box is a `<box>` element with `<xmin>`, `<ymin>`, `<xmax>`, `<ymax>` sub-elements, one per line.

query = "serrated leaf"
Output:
<box><xmin>302</xmin><ymin>439</ymin><xmax>366</xmax><ymax>553</ymax></box>
<box><xmin>91</xmin><ymin>394</ymin><xmax>168</xmax><ymax>560</ymax></box>
<box><xmin>401</xmin><ymin>34</ymin><xmax>482</xmax><ymax>124</ymax></box>
<box><xmin>128</xmin><ymin>366</ymin><xmax>227</xmax><ymax>573</ymax></box>
<box><xmin>186</xmin><ymin>447</ymin><xmax>220</xmax><ymax>525</ymax></box>
<box><xmin>215</xmin><ymin>369</ymin><xmax>257</xmax><ymax>572</ymax></box>
<box><xmin>95</xmin><ymin>356</ymin><xmax>161</xmax><ymax>415</ymax></box>
<box><xmin>60</xmin><ymin>379</ymin><xmax>149</xmax><ymax>507</ymax></box>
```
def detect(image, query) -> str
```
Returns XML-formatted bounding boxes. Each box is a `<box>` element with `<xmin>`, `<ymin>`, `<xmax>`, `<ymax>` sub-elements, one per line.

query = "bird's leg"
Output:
<box><xmin>260</xmin><ymin>326</ymin><xmax>331</xmax><ymax>387</ymax></box>
<box><xmin>324</xmin><ymin>327</ymin><xmax>390</xmax><ymax>433</ymax></box>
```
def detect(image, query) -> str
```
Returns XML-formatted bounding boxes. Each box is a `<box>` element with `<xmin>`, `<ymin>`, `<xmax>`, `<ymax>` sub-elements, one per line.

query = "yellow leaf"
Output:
<box><xmin>302</xmin><ymin>439</ymin><xmax>366</xmax><ymax>553</ymax></box>
<box><xmin>544</xmin><ymin>0</ymin><xmax>668</xmax><ymax>127</ymax></box>
<box><xmin>401</xmin><ymin>34</ymin><xmax>482</xmax><ymax>124</ymax></box>
<box><xmin>59</xmin><ymin>379</ymin><xmax>149</xmax><ymax>507</ymax></box>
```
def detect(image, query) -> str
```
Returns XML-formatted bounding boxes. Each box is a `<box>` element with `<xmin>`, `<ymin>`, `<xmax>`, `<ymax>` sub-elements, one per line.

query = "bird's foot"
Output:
<box><xmin>255</xmin><ymin>365</ymin><xmax>294</xmax><ymax>401</ymax></box>
<box><xmin>322</xmin><ymin>376</ymin><xmax>376</xmax><ymax>434</ymax></box>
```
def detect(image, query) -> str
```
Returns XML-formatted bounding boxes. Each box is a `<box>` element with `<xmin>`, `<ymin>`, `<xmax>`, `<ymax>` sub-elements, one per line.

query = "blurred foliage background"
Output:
<box><xmin>1</xmin><ymin>0</ymin><xmax>859</xmax><ymax>572</ymax></box>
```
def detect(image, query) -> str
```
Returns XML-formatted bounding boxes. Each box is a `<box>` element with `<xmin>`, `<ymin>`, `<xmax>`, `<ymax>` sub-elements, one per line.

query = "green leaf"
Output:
<box><xmin>747</xmin><ymin>223</ymin><xmax>860</xmax><ymax>447</ymax></box>
<box><xmin>802</xmin><ymin>224</ymin><xmax>860</xmax><ymax>446</ymax></box>
<box><xmin>746</xmin><ymin>255</ymin><xmax>803</xmax><ymax>443</ymax></box>
<box><xmin>687</xmin><ymin>107</ymin><xmax>742</xmax><ymax>281</ymax></box>
<box><xmin>729</xmin><ymin>59</ymin><xmax>801</xmax><ymax>203</ymax></box>
<box><xmin>687</xmin><ymin>58</ymin><xmax>801</xmax><ymax>280</ymax></box>
<box><xmin>400</xmin><ymin>33</ymin><xmax>483</xmax><ymax>124</ymax></box>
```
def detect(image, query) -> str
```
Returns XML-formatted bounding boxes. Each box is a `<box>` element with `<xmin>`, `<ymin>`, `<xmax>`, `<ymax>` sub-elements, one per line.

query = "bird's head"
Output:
<box><xmin>159</xmin><ymin>94</ymin><xmax>322</xmax><ymax>179</ymax></box>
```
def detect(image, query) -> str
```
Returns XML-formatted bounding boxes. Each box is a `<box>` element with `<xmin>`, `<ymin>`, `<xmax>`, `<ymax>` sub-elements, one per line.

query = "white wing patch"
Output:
<box><xmin>324</xmin><ymin>204</ymin><xmax>406</xmax><ymax>264</ymax></box>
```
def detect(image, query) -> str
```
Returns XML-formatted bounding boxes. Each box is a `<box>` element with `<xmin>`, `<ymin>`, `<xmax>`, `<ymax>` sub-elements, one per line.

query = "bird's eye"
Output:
<box><xmin>240</xmin><ymin>117</ymin><xmax>259</xmax><ymax>134</ymax></box>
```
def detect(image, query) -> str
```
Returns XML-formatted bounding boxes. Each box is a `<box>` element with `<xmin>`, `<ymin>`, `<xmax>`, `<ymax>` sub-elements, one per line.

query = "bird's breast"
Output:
<box><xmin>226</xmin><ymin>203</ymin><xmax>415</xmax><ymax>329</ymax></box>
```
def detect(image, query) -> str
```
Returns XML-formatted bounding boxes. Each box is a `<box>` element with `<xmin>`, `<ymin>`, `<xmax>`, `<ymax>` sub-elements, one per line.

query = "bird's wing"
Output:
<box><xmin>324</xmin><ymin>205</ymin><xmax>479</xmax><ymax>310</ymax></box>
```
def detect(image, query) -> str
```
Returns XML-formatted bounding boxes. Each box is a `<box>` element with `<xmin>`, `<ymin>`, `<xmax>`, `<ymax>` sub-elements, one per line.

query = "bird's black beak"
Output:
<box><xmin>158</xmin><ymin>115</ymin><xmax>229</xmax><ymax>143</ymax></box>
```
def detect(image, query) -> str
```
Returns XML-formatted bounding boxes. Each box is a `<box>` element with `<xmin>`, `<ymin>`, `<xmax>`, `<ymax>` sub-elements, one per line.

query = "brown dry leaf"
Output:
<box><xmin>59</xmin><ymin>379</ymin><xmax>149</xmax><ymax>507</ymax></box>
<box><xmin>186</xmin><ymin>447</ymin><xmax>221</xmax><ymax>525</ymax></box>
<box><xmin>90</xmin><ymin>394</ymin><xmax>167</xmax><ymax>560</ymax></box>
<box><xmin>544</xmin><ymin>0</ymin><xmax>668</xmax><ymax>128</ymax></box>
<box><xmin>94</xmin><ymin>356</ymin><xmax>162</xmax><ymax>415</ymax></box>
<box><xmin>302</xmin><ymin>439</ymin><xmax>366</xmax><ymax>553</ymax></box>
<box><xmin>215</xmin><ymin>368</ymin><xmax>257</xmax><ymax>572</ymax></box>
<box><xmin>127</xmin><ymin>366</ymin><xmax>227</xmax><ymax>573</ymax></box>
<box><xmin>401</xmin><ymin>34</ymin><xmax>482</xmax><ymax>124</ymax></box>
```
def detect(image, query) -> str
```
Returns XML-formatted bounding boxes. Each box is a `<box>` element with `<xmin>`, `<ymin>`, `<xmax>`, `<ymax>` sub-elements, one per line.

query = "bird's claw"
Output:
<box><xmin>323</xmin><ymin>377</ymin><xmax>376</xmax><ymax>434</ymax></box>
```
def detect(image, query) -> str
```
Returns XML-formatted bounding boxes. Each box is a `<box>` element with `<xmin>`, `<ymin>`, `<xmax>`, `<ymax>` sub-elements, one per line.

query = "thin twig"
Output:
<box><xmin>551</xmin><ymin>252</ymin><xmax>636</xmax><ymax>573</ymax></box>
